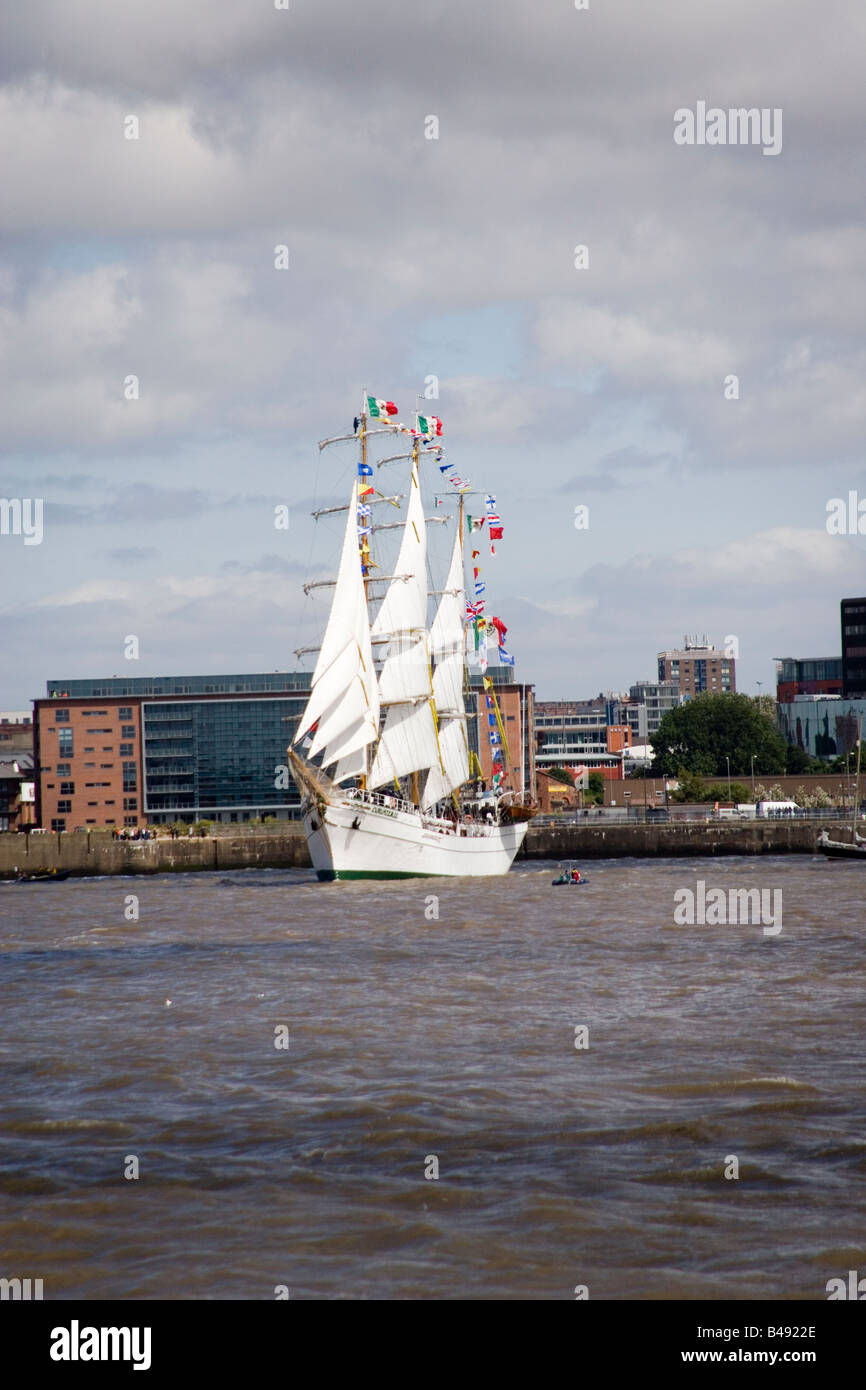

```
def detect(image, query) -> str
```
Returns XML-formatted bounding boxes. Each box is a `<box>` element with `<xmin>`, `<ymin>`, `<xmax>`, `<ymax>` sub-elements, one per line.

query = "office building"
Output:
<box><xmin>657</xmin><ymin>636</ymin><xmax>735</xmax><ymax>697</ymax></box>
<box><xmin>534</xmin><ymin>699</ymin><xmax>630</xmax><ymax>778</ymax></box>
<box><xmin>623</xmin><ymin>681</ymin><xmax>684</xmax><ymax>739</ymax></box>
<box><xmin>777</xmin><ymin>695</ymin><xmax>866</xmax><ymax>760</ymax></box>
<box><xmin>468</xmin><ymin>670</ymin><xmax>535</xmax><ymax>801</ymax></box>
<box><xmin>34</xmin><ymin>674</ymin><xmax>312</xmax><ymax>830</ymax></box>
<box><xmin>774</xmin><ymin>657</ymin><xmax>843</xmax><ymax>704</ymax></box>
<box><xmin>841</xmin><ymin>597</ymin><xmax>866</xmax><ymax>698</ymax></box>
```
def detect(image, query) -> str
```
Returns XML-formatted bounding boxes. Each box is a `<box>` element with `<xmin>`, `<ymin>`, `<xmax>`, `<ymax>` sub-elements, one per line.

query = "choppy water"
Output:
<box><xmin>0</xmin><ymin>855</ymin><xmax>864</xmax><ymax>1300</ymax></box>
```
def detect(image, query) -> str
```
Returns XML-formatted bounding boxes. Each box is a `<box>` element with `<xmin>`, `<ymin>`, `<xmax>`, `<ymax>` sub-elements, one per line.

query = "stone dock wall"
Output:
<box><xmin>520</xmin><ymin>819</ymin><xmax>846</xmax><ymax>861</ymax></box>
<box><xmin>0</xmin><ymin>828</ymin><xmax>310</xmax><ymax>878</ymax></box>
<box><xmin>0</xmin><ymin>819</ymin><xmax>849</xmax><ymax>877</ymax></box>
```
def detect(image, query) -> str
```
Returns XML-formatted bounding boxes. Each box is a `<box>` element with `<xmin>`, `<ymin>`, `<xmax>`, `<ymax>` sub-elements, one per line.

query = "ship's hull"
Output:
<box><xmin>304</xmin><ymin>796</ymin><xmax>528</xmax><ymax>879</ymax></box>
<box><xmin>819</xmin><ymin>840</ymin><xmax>866</xmax><ymax>860</ymax></box>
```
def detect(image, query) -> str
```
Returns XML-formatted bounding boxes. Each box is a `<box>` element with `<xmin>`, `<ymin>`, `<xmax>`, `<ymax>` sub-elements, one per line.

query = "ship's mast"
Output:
<box><xmin>410</xmin><ymin>421</ymin><xmax>421</xmax><ymax>808</ymax></box>
<box><xmin>359</xmin><ymin>392</ymin><xmax>370</xmax><ymax>789</ymax></box>
<box><xmin>359</xmin><ymin>395</ymin><xmax>370</xmax><ymax>601</ymax></box>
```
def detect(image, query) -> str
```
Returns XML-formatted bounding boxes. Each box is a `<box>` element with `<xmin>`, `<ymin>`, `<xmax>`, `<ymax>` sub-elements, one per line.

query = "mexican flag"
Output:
<box><xmin>367</xmin><ymin>396</ymin><xmax>398</xmax><ymax>418</ymax></box>
<box><xmin>418</xmin><ymin>414</ymin><xmax>442</xmax><ymax>437</ymax></box>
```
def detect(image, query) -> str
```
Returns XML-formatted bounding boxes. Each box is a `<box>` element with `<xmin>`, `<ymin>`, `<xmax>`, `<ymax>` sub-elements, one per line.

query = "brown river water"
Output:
<box><xmin>0</xmin><ymin>855</ymin><xmax>864</xmax><ymax>1300</ymax></box>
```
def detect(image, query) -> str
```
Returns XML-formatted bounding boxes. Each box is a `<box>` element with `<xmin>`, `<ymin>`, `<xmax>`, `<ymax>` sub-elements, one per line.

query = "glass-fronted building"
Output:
<box><xmin>37</xmin><ymin>674</ymin><xmax>312</xmax><ymax>827</ymax></box>
<box><xmin>777</xmin><ymin>695</ymin><xmax>866</xmax><ymax>760</ymax></box>
<box><xmin>142</xmin><ymin>695</ymin><xmax>309</xmax><ymax>822</ymax></box>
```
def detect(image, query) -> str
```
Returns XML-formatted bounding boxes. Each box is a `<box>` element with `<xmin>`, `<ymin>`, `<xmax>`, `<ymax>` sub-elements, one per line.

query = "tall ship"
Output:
<box><xmin>288</xmin><ymin>393</ymin><xmax>531</xmax><ymax>879</ymax></box>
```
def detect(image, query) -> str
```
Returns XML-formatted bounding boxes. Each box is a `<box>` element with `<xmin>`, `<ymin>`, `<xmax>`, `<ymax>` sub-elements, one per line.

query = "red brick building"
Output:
<box><xmin>34</xmin><ymin>697</ymin><xmax>144</xmax><ymax>831</ymax></box>
<box><xmin>470</xmin><ymin>678</ymin><xmax>535</xmax><ymax>801</ymax></box>
<box><xmin>657</xmin><ymin>639</ymin><xmax>735</xmax><ymax>697</ymax></box>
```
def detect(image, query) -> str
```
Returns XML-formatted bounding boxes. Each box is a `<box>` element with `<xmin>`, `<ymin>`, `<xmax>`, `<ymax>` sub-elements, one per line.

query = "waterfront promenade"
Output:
<box><xmin>0</xmin><ymin>818</ymin><xmax>854</xmax><ymax>877</ymax></box>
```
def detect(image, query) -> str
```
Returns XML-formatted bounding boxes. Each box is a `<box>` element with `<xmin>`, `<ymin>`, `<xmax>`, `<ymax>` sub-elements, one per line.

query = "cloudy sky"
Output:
<box><xmin>1</xmin><ymin>0</ymin><xmax>864</xmax><ymax>707</ymax></box>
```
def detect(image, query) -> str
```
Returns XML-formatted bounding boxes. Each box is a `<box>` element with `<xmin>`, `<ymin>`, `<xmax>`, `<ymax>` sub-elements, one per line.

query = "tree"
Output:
<box><xmin>672</xmin><ymin>772</ymin><xmax>750</xmax><ymax>804</ymax></box>
<box><xmin>671</xmin><ymin>770</ymin><xmax>706</xmax><ymax>803</ymax></box>
<box><xmin>785</xmin><ymin>744</ymin><xmax>813</xmax><ymax>774</ymax></box>
<box><xmin>586</xmin><ymin>771</ymin><xmax>605</xmax><ymax>805</ymax></box>
<box><xmin>543</xmin><ymin>766</ymin><xmax>575</xmax><ymax>787</ymax></box>
<box><xmin>704</xmin><ymin>781</ymin><xmax>750</xmax><ymax>804</ymax></box>
<box><xmin>753</xmin><ymin>694</ymin><xmax>777</xmax><ymax>723</ymax></box>
<box><xmin>651</xmin><ymin>693</ymin><xmax>787</xmax><ymax>778</ymax></box>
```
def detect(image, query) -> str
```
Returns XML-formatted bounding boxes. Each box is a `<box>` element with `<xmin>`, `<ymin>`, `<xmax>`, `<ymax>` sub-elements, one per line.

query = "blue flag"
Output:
<box><xmin>358</xmin><ymin>463</ymin><xmax>373</xmax><ymax>477</ymax></box>
<box><xmin>498</xmin><ymin>647</ymin><xmax>515</xmax><ymax>666</ymax></box>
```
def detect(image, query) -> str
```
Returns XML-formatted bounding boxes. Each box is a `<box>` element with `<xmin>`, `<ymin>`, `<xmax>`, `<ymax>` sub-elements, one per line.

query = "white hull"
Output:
<box><xmin>304</xmin><ymin>794</ymin><xmax>528</xmax><ymax>879</ymax></box>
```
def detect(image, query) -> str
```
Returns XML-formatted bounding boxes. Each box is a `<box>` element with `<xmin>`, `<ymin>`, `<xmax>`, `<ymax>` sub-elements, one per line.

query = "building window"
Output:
<box><xmin>86</xmin><ymin>819</ymin><xmax>96</xmax><ymax>824</ymax></box>
<box><xmin>46</xmin><ymin>783</ymin><xmax>55</xmax><ymax>789</ymax></box>
<box><xmin>124</xmin><ymin>797</ymin><xmax>138</xmax><ymax>810</ymax></box>
<box><xmin>105</xmin><ymin>800</ymin><xmax>115</xmax><ymax>806</ymax></box>
<box><xmin>84</xmin><ymin>746</ymin><xmax>94</xmax><ymax>752</ymax></box>
<box><xmin>51</xmin><ymin>818</ymin><xmax>66</xmax><ymax>831</ymax></box>
<box><xmin>100</xmin><ymin>763</ymin><xmax>114</xmax><ymax>769</ymax></box>
<box><xmin>119</xmin><ymin>743</ymin><xmax>133</xmax><ymax>757</ymax></box>
<box><xmin>122</xmin><ymin>725</ymin><xmax>135</xmax><ymax>739</ymax></box>
<box><xmin>84</xmin><ymin>762</ymin><xmax>95</xmax><ymax>768</ymax></box>
<box><xmin>58</xmin><ymin>730</ymin><xmax>73</xmax><ymax>757</ymax></box>
<box><xmin>56</xmin><ymin>763</ymin><xmax>71</xmax><ymax>776</ymax></box>
<box><xmin>122</xmin><ymin>762</ymin><xmax>137</xmax><ymax>792</ymax></box>
<box><xmin>102</xmin><ymin>746</ymin><xmax>113</xmax><ymax>752</ymax></box>
<box><xmin>119</xmin><ymin>708</ymin><xmax>132</xmax><ymax>721</ymax></box>
<box><xmin>124</xmin><ymin>815</ymin><xmax>138</xmax><ymax>826</ymax></box>
<box><xmin>87</xmin><ymin>801</ymin><xmax>98</xmax><ymax>806</ymax></box>
<box><xmin>57</xmin><ymin>799</ymin><xmax>72</xmax><ymax>813</ymax></box>
<box><xmin>60</xmin><ymin>781</ymin><xmax>75</xmax><ymax>795</ymax></box>
<box><xmin>55</xmin><ymin>710</ymin><xmax>70</xmax><ymax>722</ymax></box>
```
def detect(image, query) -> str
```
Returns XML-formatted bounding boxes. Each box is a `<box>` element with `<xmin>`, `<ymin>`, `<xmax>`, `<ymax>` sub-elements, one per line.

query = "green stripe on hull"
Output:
<box><xmin>316</xmin><ymin>868</ymin><xmax>444</xmax><ymax>881</ymax></box>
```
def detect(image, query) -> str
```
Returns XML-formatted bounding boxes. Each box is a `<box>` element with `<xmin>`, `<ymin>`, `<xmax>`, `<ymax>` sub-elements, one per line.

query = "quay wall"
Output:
<box><xmin>0</xmin><ymin>828</ymin><xmax>310</xmax><ymax>878</ymax></box>
<box><xmin>0</xmin><ymin>819</ymin><xmax>851</xmax><ymax>877</ymax></box>
<box><xmin>519</xmin><ymin>819</ymin><xmax>847</xmax><ymax>861</ymax></box>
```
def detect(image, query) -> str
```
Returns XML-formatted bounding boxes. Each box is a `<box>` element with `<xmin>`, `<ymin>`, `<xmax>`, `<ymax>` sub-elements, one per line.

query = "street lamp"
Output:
<box><xmin>750</xmin><ymin>754</ymin><xmax>756</xmax><ymax>796</ymax></box>
<box><xmin>725</xmin><ymin>755</ymin><xmax>732</xmax><ymax>801</ymax></box>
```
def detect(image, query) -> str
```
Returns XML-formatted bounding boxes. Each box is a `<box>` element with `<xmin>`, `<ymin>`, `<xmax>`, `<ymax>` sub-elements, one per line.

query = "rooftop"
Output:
<box><xmin>44</xmin><ymin>673</ymin><xmax>312</xmax><ymax>699</ymax></box>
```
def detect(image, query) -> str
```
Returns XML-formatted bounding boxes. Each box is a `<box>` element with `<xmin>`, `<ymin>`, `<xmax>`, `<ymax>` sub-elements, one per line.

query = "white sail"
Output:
<box><xmin>368</xmin><ymin>464</ymin><xmax>441</xmax><ymax>788</ymax></box>
<box><xmin>330</xmin><ymin>745</ymin><xmax>367</xmax><ymax>784</ymax></box>
<box><xmin>430</xmin><ymin>527</ymin><xmax>466</xmax><ymax>716</ymax></box>
<box><xmin>371</xmin><ymin>464</ymin><xmax>427</xmax><ymax>640</ymax></box>
<box><xmin>294</xmin><ymin>480</ymin><xmax>379</xmax><ymax>766</ymax></box>
<box><xmin>369</xmin><ymin>699</ymin><xmax>441</xmax><ymax>787</ymax></box>
<box><xmin>422</xmin><ymin>719</ymin><xmax>469</xmax><ymax>808</ymax></box>
<box><xmin>421</xmin><ymin>526</ymin><xmax>469</xmax><ymax>807</ymax></box>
